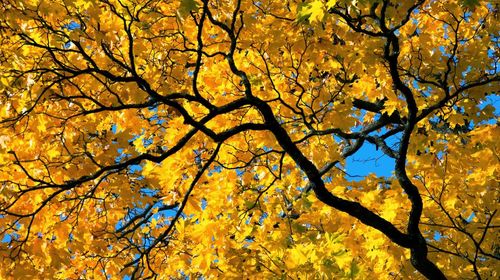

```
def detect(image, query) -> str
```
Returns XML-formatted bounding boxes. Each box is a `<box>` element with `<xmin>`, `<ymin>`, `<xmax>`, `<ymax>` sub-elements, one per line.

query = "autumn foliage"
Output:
<box><xmin>0</xmin><ymin>0</ymin><xmax>498</xmax><ymax>279</ymax></box>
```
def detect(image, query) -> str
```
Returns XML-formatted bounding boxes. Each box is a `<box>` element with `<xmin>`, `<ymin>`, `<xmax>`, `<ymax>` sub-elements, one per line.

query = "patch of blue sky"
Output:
<box><xmin>344</xmin><ymin>140</ymin><xmax>396</xmax><ymax>180</ymax></box>
<box><xmin>210</xmin><ymin>164</ymin><xmax>223</xmax><ymax>174</ymax></box>
<box><xmin>63</xmin><ymin>21</ymin><xmax>80</xmax><ymax>31</ymax></box>
<box><xmin>62</xmin><ymin>21</ymin><xmax>81</xmax><ymax>48</ymax></box>
<box><xmin>433</xmin><ymin>231</ymin><xmax>443</xmax><ymax>241</ymax></box>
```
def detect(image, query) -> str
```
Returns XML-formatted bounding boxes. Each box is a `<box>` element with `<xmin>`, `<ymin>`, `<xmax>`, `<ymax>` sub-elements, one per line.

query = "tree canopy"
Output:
<box><xmin>0</xmin><ymin>0</ymin><xmax>498</xmax><ymax>279</ymax></box>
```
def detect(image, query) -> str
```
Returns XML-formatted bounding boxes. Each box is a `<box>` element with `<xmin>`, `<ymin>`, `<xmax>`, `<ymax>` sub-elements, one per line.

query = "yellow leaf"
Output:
<box><xmin>326</xmin><ymin>0</ymin><xmax>337</xmax><ymax>9</ymax></box>
<box><xmin>300</xmin><ymin>1</ymin><xmax>325</xmax><ymax>23</ymax></box>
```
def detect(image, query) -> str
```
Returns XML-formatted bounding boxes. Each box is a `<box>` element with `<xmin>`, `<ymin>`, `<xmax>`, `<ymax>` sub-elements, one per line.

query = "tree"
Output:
<box><xmin>0</xmin><ymin>0</ymin><xmax>498</xmax><ymax>278</ymax></box>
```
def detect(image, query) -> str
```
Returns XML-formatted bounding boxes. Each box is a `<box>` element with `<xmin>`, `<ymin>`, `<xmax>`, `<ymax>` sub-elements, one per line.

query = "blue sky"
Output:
<box><xmin>344</xmin><ymin>94</ymin><xmax>499</xmax><ymax>180</ymax></box>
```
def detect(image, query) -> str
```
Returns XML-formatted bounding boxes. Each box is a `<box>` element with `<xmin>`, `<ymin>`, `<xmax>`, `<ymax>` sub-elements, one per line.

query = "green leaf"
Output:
<box><xmin>297</xmin><ymin>0</ymin><xmax>326</xmax><ymax>23</ymax></box>
<box><xmin>461</xmin><ymin>0</ymin><xmax>480</xmax><ymax>9</ymax></box>
<box><xmin>349</xmin><ymin>261</ymin><xmax>360</xmax><ymax>278</ymax></box>
<box><xmin>178</xmin><ymin>0</ymin><xmax>199</xmax><ymax>16</ymax></box>
<box><xmin>296</xmin><ymin>2</ymin><xmax>311</xmax><ymax>24</ymax></box>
